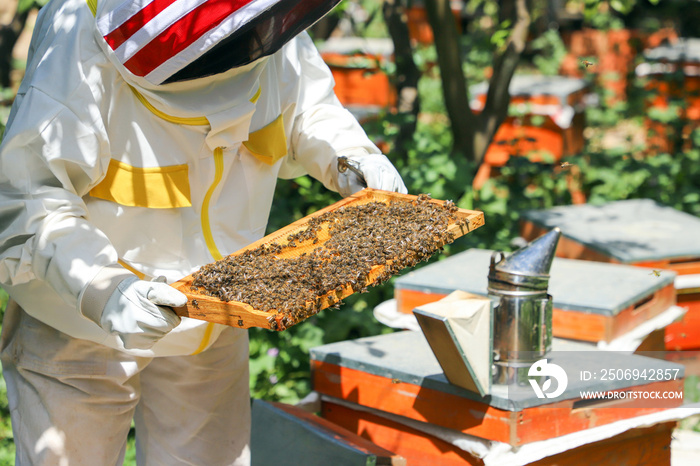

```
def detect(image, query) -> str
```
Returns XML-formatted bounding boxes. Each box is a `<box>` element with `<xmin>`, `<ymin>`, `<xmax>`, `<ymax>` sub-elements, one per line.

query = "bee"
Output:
<box><xmin>391</xmin><ymin>378</ymin><xmax>401</xmax><ymax>384</ymax></box>
<box><xmin>560</xmin><ymin>162</ymin><xmax>574</xmax><ymax>169</ymax></box>
<box><xmin>190</xmin><ymin>194</ymin><xmax>472</xmax><ymax>330</ymax></box>
<box><xmin>191</xmin><ymin>299</ymin><xmax>199</xmax><ymax>309</ymax></box>
<box><xmin>581</xmin><ymin>59</ymin><xmax>594</xmax><ymax>68</ymax></box>
<box><xmin>650</xmin><ymin>269</ymin><xmax>662</xmax><ymax>277</ymax></box>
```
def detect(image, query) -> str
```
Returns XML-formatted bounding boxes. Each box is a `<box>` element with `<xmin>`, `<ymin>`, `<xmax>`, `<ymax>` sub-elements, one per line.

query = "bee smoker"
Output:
<box><xmin>413</xmin><ymin>227</ymin><xmax>562</xmax><ymax>395</ymax></box>
<box><xmin>488</xmin><ymin>228</ymin><xmax>561</xmax><ymax>385</ymax></box>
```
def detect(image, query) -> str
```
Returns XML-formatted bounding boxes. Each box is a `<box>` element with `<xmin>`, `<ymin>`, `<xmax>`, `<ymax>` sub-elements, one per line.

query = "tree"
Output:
<box><xmin>424</xmin><ymin>0</ymin><xmax>530</xmax><ymax>166</ymax></box>
<box><xmin>391</xmin><ymin>0</ymin><xmax>660</xmax><ymax>169</ymax></box>
<box><xmin>382</xmin><ymin>0</ymin><xmax>422</xmax><ymax>158</ymax></box>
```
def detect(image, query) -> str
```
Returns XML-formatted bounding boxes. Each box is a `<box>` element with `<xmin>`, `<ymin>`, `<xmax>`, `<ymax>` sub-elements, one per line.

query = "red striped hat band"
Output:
<box><xmin>97</xmin><ymin>0</ymin><xmax>340</xmax><ymax>84</ymax></box>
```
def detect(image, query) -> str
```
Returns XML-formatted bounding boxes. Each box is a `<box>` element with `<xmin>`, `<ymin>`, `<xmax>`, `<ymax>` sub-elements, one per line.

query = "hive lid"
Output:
<box><xmin>469</xmin><ymin>75</ymin><xmax>588</xmax><ymax>104</ymax></box>
<box><xmin>396</xmin><ymin>249</ymin><xmax>676</xmax><ymax>316</ymax></box>
<box><xmin>521</xmin><ymin>199</ymin><xmax>700</xmax><ymax>263</ymax></box>
<box><xmin>317</xmin><ymin>37</ymin><xmax>395</xmax><ymax>57</ymax></box>
<box><xmin>310</xmin><ymin>330</ymin><xmax>684</xmax><ymax>410</ymax></box>
<box><xmin>644</xmin><ymin>38</ymin><xmax>700</xmax><ymax>63</ymax></box>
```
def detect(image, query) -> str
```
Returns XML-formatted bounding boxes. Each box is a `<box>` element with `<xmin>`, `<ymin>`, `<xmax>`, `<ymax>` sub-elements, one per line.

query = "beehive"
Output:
<box><xmin>310</xmin><ymin>330</ymin><xmax>685</xmax><ymax>447</ymax></box>
<box><xmin>520</xmin><ymin>199</ymin><xmax>700</xmax><ymax>350</ymax></box>
<box><xmin>394</xmin><ymin>248</ymin><xmax>676</xmax><ymax>344</ymax></box>
<box><xmin>636</xmin><ymin>38</ymin><xmax>700</xmax><ymax>153</ymax></box>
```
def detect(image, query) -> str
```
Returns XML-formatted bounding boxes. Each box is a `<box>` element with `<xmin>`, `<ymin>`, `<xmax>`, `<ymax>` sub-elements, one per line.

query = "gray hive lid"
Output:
<box><xmin>316</xmin><ymin>37</ymin><xmax>394</xmax><ymax>58</ymax></box>
<box><xmin>521</xmin><ymin>199</ymin><xmax>700</xmax><ymax>263</ymax></box>
<box><xmin>644</xmin><ymin>38</ymin><xmax>700</xmax><ymax>63</ymax></box>
<box><xmin>310</xmin><ymin>330</ymin><xmax>684</xmax><ymax>410</ymax></box>
<box><xmin>395</xmin><ymin>248</ymin><xmax>675</xmax><ymax>316</ymax></box>
<box><xmin>469</xmin><ymin>75</ymin><xmax>588</xmax><ymax>106</ymax></box>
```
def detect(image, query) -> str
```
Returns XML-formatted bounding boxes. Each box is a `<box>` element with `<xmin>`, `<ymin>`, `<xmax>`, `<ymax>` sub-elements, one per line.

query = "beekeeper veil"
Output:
<box><xmin>92</xmin><ymin>0</ymin><xmax>342</xmax><ymax>115</ymax></box>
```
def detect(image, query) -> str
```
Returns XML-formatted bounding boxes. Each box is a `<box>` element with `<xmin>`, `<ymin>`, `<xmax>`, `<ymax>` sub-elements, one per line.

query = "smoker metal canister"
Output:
<box><xmin>488</xmin><ymin>228</ymin><xmax>561</xmax><ymax>385</ymax></box>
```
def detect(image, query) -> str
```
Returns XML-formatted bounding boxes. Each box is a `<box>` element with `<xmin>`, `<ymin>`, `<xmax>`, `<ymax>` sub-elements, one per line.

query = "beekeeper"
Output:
<box><xmin>0</xmin><ymin>0</ymin><xmax>407</xmax><ymax>463</ymax></box>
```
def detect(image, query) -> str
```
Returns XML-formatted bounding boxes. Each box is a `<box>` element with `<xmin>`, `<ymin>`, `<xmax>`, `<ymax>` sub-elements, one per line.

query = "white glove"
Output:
<box><xmin>80</xmin><ymin>267</ymin><xmax>186</xmax><ymax>350</ymax></box>
<box><xmin>336</xmin><ymin>149</ymin><xmax>408</xmax><ymax>198</ymax></box>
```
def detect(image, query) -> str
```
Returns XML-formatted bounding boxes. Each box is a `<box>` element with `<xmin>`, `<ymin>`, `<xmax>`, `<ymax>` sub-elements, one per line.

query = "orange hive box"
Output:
<box><xmin>469</xmin><ymin>75</ymin><xmax>588</xmax><ymax>192</ymax></box>
<box><xmin>636</xmin><ymin>38</ymin><xmax>700</xmax><ymax>154</ymax></box>
<box><xmin>317</xmin><ymin>38</ymin><xmax>396</xmax><ymax>109</ymax></box>
<box><xmin>171</xmin><ymin>189</ymin><xmax>484</xmax><ymax>331</ymax></box>
<box><xmin>393</xmin><ymin>249</ymin><xmax>676</xmax><ymax>345</ymax></box>
<box><xmin>310</xmin><ymin>331</ymin><xmax>685</xmax><ymax>448</ymax></box>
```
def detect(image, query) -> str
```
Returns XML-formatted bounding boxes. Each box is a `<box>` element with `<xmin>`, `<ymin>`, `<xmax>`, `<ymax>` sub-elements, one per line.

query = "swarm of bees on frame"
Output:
<box><xmin>190</xmin><ymin>194</ymin><xmax>471</xmax><ymax>330</ymax></box>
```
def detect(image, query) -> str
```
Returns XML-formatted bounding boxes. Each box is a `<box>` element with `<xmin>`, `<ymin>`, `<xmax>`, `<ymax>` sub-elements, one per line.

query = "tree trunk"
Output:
<box><xmin>476</xmin><ymin>0</ymin><xmax>531</xmax><ymax>162</ymax></box>
<box><xmin>0</xmin><ymin>9</ymin><xmax>30</xmax><ymax>88</ymax></box>
<box><xmin>423</xmin><ymin>0</ymin><xmax>476</xmax><ymax>159</ymax></box>
<box><xmin>424</xmin><ymin>0</ymin><xmax>531</xmax><ymax>165</ymax></box>
<box><xmin>382</xmin><ymin>0</ymin><xmax>421</xmax><ymax>160</ymax></box>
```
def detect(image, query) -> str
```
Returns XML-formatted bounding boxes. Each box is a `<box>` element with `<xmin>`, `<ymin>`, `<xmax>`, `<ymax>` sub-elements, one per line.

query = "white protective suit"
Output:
<box><xmin>0</xmin><ymin>0</ymin><xmax>406</xmax><ymax>463</ymax></box>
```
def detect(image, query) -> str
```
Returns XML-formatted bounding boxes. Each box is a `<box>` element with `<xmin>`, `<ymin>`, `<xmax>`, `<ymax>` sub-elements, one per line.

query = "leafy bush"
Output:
<box><xmin>0</xmin><ymin>289</ymin><xmax>11</xmax><ymax>465</ymax></box>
